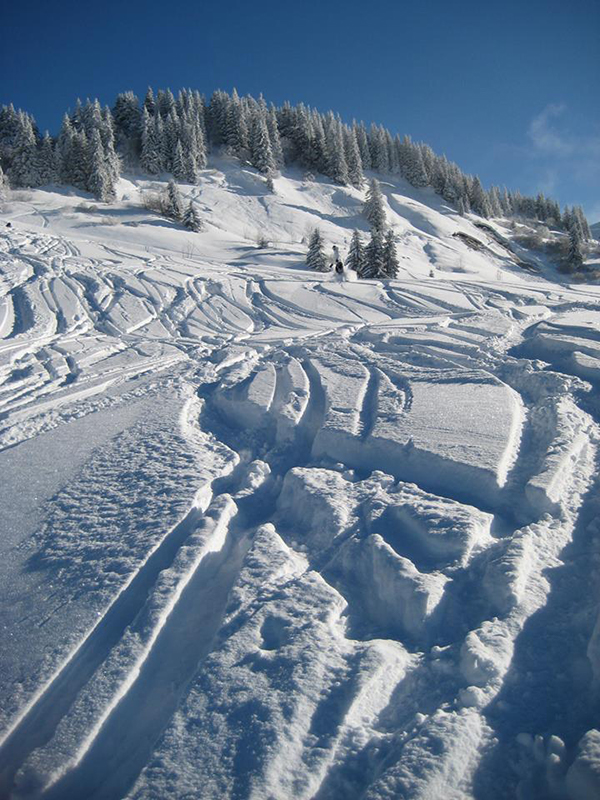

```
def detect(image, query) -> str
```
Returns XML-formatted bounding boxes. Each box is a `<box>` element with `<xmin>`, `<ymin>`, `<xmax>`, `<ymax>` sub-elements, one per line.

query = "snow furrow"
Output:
<box><xmin>0</xmin><ymin>496</ymin><xmax>216</xmax><ymax>796</ymax></box>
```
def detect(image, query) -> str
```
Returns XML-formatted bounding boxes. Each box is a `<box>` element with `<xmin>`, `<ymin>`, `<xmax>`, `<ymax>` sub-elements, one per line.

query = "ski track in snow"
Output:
<box><xmin>1</xmin><ymin>167</ymin><xmax>600</xmax><ymax>800</ymax></box>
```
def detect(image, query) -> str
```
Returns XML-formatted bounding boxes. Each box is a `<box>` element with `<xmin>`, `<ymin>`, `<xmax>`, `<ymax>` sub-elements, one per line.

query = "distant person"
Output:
<box><xmin>329</xmin><ymin>244</ymin><xmax>342</xmax><ymax>270</ymax></box>
<box><xmin>6</xmin><ymin>222</ymin><xmax>12</xmax><ymax>228</ymax></box>
<box><xmin>334</xmin><ymin>259</ymin><xmax>345</xmax><ymax>282</ymax></box>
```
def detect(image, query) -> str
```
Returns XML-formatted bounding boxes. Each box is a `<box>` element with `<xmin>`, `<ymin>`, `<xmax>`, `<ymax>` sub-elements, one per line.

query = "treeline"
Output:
<box><xmin>0</xmin><ymin>87</ymin><xmax>592</xmax><ymax>243</ymax></box>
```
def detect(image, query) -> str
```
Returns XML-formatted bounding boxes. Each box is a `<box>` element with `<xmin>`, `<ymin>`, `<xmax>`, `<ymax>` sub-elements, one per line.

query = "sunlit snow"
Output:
<box><xmin>0</xmin><ymin>159</ymin><xmax>599</xmax><ymax>799</ymax></box>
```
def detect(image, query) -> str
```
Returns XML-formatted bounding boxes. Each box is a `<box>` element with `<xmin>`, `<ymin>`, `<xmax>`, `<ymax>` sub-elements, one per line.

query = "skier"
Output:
<box><xmin>334</xmin><ymin>258</ymin><xmax>345</xmax><ymax>282</ymax></box>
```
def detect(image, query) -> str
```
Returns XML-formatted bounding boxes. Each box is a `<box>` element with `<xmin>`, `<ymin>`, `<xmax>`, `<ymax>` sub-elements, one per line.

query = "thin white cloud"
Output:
<box><xmin>528</xmin><ymin>104</ymin><xmax>573</xmax><ymax>156</ymax></box>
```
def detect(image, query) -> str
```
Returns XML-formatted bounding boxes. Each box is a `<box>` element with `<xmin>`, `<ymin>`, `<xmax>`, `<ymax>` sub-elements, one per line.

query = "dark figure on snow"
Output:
<box><xmin>6</xmin><ymin>222</ymin><xmax>12</xmax><ymax>228</ymax></box>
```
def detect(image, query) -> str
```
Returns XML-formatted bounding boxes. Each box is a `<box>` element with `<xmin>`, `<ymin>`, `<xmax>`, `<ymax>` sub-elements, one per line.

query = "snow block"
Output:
<box><xmin>215</xmin><ymin>362</ymin><xmax>277</xmax><ymax>429</ymax></box>
<box><xmin>382</xmin><ymin>482</ymin><xmax>493</xmax><ymax>567</ymax></box>
<box><xmin>311</xmin><ymin>355</ymin><xmax>370</xmax><ymax>444</ymax></box>
<box><xmin>482</xmin><ymin>530</ymin><xmax>534</xmax><ymax>613</ymax></box>
<box><xmin>272</xmin><ymin>357</ymin><xmax>309</xmax><ymax>444</ymax></box>
<box><xmin>363</xmin><ymin>708</ymin><xmax>484</xmax><ymax>800</ymax></box>
<box><xmin>566</xmin><ymin>730</ymin><xmax>600</xmax><ymax>800</ymax></box>
<box><xmin>277</xmin><ymin>468</ymin><xmax>351</xmax><ymax>550</ymax></box>
<box><xmin>308</xmin><ymin>356</ymin><xmax>523</xmax><ymax>509</ymax></box>
<box><xmin>335</xmin><ymin>534</ymin><xmax>448</xmax><ymax>639</ymax></box>
<box><xmin>459</xmin><ymin>620</ymin><xmax>513</xmax><ymax>689</ymax></box>
<box><xmin>525</xmin><ymin>398</ymin><xmax>591</xmax><ymax>516</ymax></box>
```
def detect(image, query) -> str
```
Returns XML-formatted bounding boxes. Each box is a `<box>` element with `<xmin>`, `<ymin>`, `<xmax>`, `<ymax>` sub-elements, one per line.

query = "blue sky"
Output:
<box><xmin>2</xmin><ymin>0</ymin><xmax>599</xmax><ymax>219</ymax></box>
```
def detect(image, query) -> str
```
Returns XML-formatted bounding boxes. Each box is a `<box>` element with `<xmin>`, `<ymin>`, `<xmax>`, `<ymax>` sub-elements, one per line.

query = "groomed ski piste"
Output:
<box><xmin>1</xmin><ymin>158</ymin><xmax>600</xmax><ymax>800</ymax></box>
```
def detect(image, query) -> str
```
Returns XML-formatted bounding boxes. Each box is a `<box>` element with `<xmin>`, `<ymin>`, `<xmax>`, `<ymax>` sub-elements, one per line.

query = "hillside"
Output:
<box><xmin>1</xmin><ymin>160</ymin><xmax>600</xmax><ymax>800</ymax></box>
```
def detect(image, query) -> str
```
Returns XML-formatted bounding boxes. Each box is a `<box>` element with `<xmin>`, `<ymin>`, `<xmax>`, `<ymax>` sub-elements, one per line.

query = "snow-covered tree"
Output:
<box><xmin>382</xmin><ymin>230</ymin><xmax>399</xmax><ymax>278</ymax></box>
<box><xmin>403</xmin><ymin>142</ymin><xmax>429</xmax><ymax>188</ymax></box>
<box><xmin>69</xmin><ymin>130</ymin><xmax>90</xmax><ymax>190</ymax></box>
<box><xmin>172</xmin><ymin>140</ymin><xmax>187</xmax><ymax>181</ymax></box>
<box><xmin>346</xmin><ymin>229</ymin><xmax>365</xmax><ymax>274</ymax></box>
<box><xmin>573</xmin><ymin>205</ymin><xmax>591</xmax><ymax>240</ymax></box>
<box><xmin>183</xmin><ymin>200</ymin><xmax>202</xmax><ymax>231</ymax></box>
<box><xmin>88</xmin><ymin>129</ymin><xmax>116</xmax><ymax>201</ymax></box>
<box><xmin>566</xmin><ymin>227</ymin><xmax>584</xmax><ymax>272</ymax></box>
<box><xmin>266</xmin><ymin>105</ymin><xmax>284</xmax><ymax>169</ymax></box>
<box><xmin>344</xmin><ymin>127</ymin><xmax>363</xmax><ymax>188</ymax></box>
<box><xmin>326</xmin><ymin>116</ymin><xmax>348</xmax><ymax>185</ymax></box>
<box><xmin>140</xmin><ymin>108</ymin><xmax>163</xmax><ymax>174</ymax></box>
<box><xmin>364</xmin><ymin>229</ymin><xmax>385</xmax><ymax>279</ymax></box>
<box><xmin>167</xmin><ymin>179</ymin><xmax>184</xmax><ymax>221</ymax></box>
<box><xmin>488</xmin><ymin>186</ymin><xmax>503</xmax><ymax>217</ymax></box>
<box><xmin>36</xmin><ymin>132</ymin><xmax>59</xmax><ymax>184</ymax></box>
<box><xmin>249</xmin><ymin>115</ymin><xmax>275</xmax><ymax>175</ymax></box>
<box><xmin>8</xmin><ymin>113</ymin><xmax>38</xmax><ymax>187</ymax></box>
<box><xmin>363</xmin><ymin>178</ymin><xmax>386</xmax><ymax>231</ymax></box>
<box><xmin>306</xmin><ymin>228</ymin><xmax>328</xmax><ymax>271</ymax></box>
<box><xmin>354</xmin><ymin>122</ymin><xmax>371</xmax><ymax>170</ymax></box>
<box><xmin>225</xmin><ymin>89</ymin><xmax>248</xmax><ymax>155</ymax></box>
<box><xmin>468</xmin><ymin>176</ymin><xmax>491</xmax><ymax>218</ymax></box>
<box><xmin>56</xmin><ymin>113</ymin><xmax>75</xmax><ymax>183</ymax></box>
<box><xmin>112</xmin><ymin>91</ymin><xmax>141</xmax><ymax>166</ymax></box>
<box><xmin>143</xmin><ymin>87</ymin><xmax>156</xmax><ymax>115</ymax></box>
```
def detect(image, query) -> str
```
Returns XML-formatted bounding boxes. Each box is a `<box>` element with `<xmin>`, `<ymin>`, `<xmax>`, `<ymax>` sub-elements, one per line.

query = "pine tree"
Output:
<box><xmin>88</xmin><ymin>129</ymin><xmax>116</xmax><ymax>201</ymax></box>
<box><xmin>306</xmin><ymin>228</ymin><xmax>328</xmax><ymax>271</ymax></box>
<box><xmin>167</xmin><ymin>179</ymin><xmax>184</xmax><ymax>221</ymax></box>
<box><xmin>183</xmin><ymin>200</ymin><xmax>202</xmax><ymax>231</ymax></box>
<box><xmin>184</xmin><ymin>152</ymin><xmax>199</xmax><ymax>184</ymax></box>
<box><xmin>9</xmin><ymin>114</ymin><xmax>38</xmax><ymax>187</ymax></box>
<box><xmin>566</xmin><ymin>227</ymin><xmax>584</xmax><ymax>272</ymax></box>
<box><xmin>346</xmin><ymin>229</ymin><xmax>365</xmax><ymax>274</ymax></box>
<box><xmin>382</xmin><ymin>230</ymin><xmax>399</xmax><ymax>278</ymax></box>
<box><xmin>225</xmin><ymin>89</ymin><xmax>248</xmax><ymax>155</ymax></box>
<box><xmin>488</xmin><ymin>186</ymin><xmax>503</xmax><ymax>217</ymax></box>
<box><xmin>573</xmin><ymin>206</ymin><xmax>591</xmax><ymax>240</ymax></box>
<box><xmin>143</xmin><ymin>87</ymin><xmax>156</xmax><ymax>115</ymax></box>
<box><xmin>112</xmin><ymin>91</ymin><xmax>141</xmax><ymax>166</ymax></box>
<box><xmin>404</xmin><ymin>143</ymin><xmax>429</xmax><ymax>188</ymax></box>
<box><xmin>172</xmin><ymin>140</ymin><xmax>187</xmax><ymax>181</ymax></box>
<box><xmin>69</xmin><ymin>130</ymin><xmax>90</xmax><ymax>190</ymax></box>
<box><xmin>140</xmin><ymin>108</ymin><xmax>163</xmax><ymax>174</ymax></box>
<box><xmin>468</xmin><ymin>176</ymin><xmax>491</xmax><ymax>218</ymax></box>
<box><xmin>354</xmin><ymin>122</ymin><xmax>371</xmax><ymax>170</ymax></box>
<box><xmin>36</xmin><ymin>132</ymin><xmax>59</xmax><ymax>184</ymax></box>
<box><xmin>364</xmin><ymin>229</ymin><xmax>385</xmax><ymax>278</ymax></box>
<box><xmin>266</xmin><ymin>105</ymin><xmax>284</xmax><ymax>168</ymax></box>
<box><xmin>249</xmin><ymin>115</ymin><xmax>275</xmax><ymax>174</ymax></box>
<box><xmin>326</xmin><ymin>117</ymin><xmax>348</xmax><ymax>185</ymax></box>
<box><xmin>344</xmin><ymin>128</ymin><xmax>363</xmax><ymax>188</ymax></box>
<box><xmin>363</xmin><ymin>178</ymin><xmax>386</xmax><ymax>231</ymax></box>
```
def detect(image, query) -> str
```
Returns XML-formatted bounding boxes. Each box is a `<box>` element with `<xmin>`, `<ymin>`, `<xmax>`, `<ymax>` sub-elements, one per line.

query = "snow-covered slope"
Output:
<box><xmin>1</xmin><ymin>161</ymin><xmax>600</xmax><ymax>800</ymax></box>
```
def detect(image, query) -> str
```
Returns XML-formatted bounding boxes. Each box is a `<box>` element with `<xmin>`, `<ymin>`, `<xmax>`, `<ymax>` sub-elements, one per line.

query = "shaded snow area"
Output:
<box><xmin>1</xmin><ymin>162</ymin><xmax>600</xmax><ymax>800</ymax></box>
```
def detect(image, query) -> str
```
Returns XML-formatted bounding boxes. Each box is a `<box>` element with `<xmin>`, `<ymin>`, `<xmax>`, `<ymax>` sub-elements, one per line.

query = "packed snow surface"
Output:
<box><xmin>1</xmin><ymin>160</ymin><xmax>600</xmax><ymax>800</ymax></box>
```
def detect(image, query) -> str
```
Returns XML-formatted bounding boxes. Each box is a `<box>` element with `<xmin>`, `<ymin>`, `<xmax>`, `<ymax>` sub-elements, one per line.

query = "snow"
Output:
<box><xmin>0</xmin><ymin>160</ymin><xmax>599</xmax><ymax>799</ymax></box>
